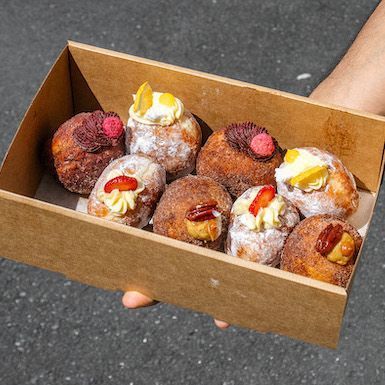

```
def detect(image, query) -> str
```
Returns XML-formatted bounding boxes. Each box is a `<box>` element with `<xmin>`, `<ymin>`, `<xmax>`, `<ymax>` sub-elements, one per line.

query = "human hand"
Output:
<box><xmin>122</xmin><ymin>291</ymin><xmax>230</xmax><ymax>329</ymax></box>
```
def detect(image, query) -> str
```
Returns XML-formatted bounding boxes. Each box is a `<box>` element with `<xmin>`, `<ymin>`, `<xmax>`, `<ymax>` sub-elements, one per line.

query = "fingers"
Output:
<box><xmin>122</xmin><ymin>291</ymin><xmax>157</xmax><ymax>309</ymax></box>
<box><xmin>214</xmin><ymin>319</ymin><xmax>230</xmax><ymax>330</ymax></box>
<box><xmin>122</xmin><ymin>292</ymin><xmax>229</xmax><ymax>330</ymax></box>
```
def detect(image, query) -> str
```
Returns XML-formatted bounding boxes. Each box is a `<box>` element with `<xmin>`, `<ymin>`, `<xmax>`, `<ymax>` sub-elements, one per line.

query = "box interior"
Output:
<box><xmin>1</xmin><ymin>41</ymin><xmax>382</xmax><ymax>271</ymax></box>
<box><xmin>1</xmin><ymin>41</ymin><xmax>385</xmax><ymax>348</ymax></box>
<box><xmin>2</xmin><ymin>43</ymin><xmax>384</xmax><ymax>197</ymax></box>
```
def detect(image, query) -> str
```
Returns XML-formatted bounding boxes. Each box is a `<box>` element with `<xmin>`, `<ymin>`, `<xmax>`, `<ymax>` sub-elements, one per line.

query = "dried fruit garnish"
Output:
<box><xmin>249</xmin><ymin>185</ymin><xmax>275</xmax><ymax>216</ymax></box>
<box><xmin>185</xmin><ymin>201</ymin><xmax>219</xmax><ymax>222</ymax></box>
<box><xmin>133</xmin><ymin>81</ymin><xmax>153</xmax><ymax>115</ymax></box>
<box><xmin>104</xmin><ymin>176</ymin><xmax>138</xmax><ymax>193</ymax></box>
<box><xmin>316</xmin><ymin>224</ymin><xmax>344</xmax><ymax>256</ymax></box>
<box><xmin>224</xmin><ymin>122</ymin><xmax>278</xmax><ymax>161</ymax></box>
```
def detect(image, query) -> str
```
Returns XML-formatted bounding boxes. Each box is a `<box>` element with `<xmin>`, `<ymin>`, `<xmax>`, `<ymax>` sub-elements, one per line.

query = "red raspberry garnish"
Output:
<box><xmin>104</xmin><ymin>176</ymin><xmax>138</xmax><ymax>193</ymax></box>
<box><xmin>102</xmin><ymin>116</ymin><xmax>124</xmax><ymax>139</ymax></box>
<box><xmin>249</xmin><ymin>185</ymin><xmax>276</xmax><ymax>216</ymax></box>
<box><xmin>250</xmin><ymin>133</ymin><xmax>275</xmax><ymax>157</ymax></box>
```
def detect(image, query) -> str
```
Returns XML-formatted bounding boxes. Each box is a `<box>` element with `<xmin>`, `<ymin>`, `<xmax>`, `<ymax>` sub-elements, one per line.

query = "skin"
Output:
<box><xmin>122</xmin><ymin>1</ymin><xmax>385</xmax><ymax>329</ymax></box>
<box><xmin>310</xmin><ymin>1</ymin><xmax>385</xmax><ymax>114</ymax></box>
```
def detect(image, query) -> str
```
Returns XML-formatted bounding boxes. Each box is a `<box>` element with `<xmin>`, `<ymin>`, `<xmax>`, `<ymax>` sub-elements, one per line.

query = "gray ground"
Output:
<box><xmin>0</xmin><ymin>1</ymin><xmax>384</xmax><ymax>384</ymax></box>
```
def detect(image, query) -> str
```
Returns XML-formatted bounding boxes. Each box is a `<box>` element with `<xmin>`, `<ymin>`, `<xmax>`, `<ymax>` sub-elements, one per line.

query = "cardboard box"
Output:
<box><xmin>0</xmin><ymin>41</ymin><xmax>384</xmax><ymax>349</ymax></box>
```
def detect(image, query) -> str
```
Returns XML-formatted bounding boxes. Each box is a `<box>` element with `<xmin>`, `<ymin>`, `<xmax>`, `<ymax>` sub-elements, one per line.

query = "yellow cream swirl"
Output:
<box><xmin>275</xmin><ymin>148</ymin><xmax>328</xmax><ymax>192</ymax></box>
<box><xmin>129</xmin><ymin>91</ymin><xmax>184</xmax><ymax>126</ymax></box>
<box><xmin>232</xmin><ymin>188</ymin><xmax>286</xmax><ymax>232</ymax></box>
<box><xmin>97</xmin><ymin>170</ymin><xmax>145</xmax><ymax>216</ymax></box>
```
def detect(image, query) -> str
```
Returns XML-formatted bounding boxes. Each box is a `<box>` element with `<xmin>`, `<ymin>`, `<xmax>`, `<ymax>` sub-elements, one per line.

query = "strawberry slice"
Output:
<box><xmin>104</xmin><ymin>176</ymin><xmax>138</xmax><ymax>193</ymax></box>
<box><xmin>249</xmin><ymin>185</ymin><xmax>276</xmax><ymax>216</ymax></box>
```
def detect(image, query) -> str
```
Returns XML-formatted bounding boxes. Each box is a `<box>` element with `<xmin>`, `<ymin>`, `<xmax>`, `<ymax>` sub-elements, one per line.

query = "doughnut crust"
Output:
<box><xmin>280</xmin><ymin>214</ymin><xmax>362</xmax><ymax>287</ymax></box>
<box><xmin>196</xmin><ymin>128</ymin><xmax>282</xmax><ymax>197</ymax></box>
<box><xmin>51</xmin><ymin>113</ymin><xmax>125</xmax><ymax>194</ymax></box>
<box><xmin>126</xmin><ymin>110</ymin><xmax>202</xmax><ymax>181</ymax></box>
<box><xmin>88</xmin><ymin>155</ymin><xmax>166</xmax><ymax>228</ymax></box>
<box><xmin>153</xmin><ymin>175</ymin><xmax>233</xmax><ymax>250</ymax></box>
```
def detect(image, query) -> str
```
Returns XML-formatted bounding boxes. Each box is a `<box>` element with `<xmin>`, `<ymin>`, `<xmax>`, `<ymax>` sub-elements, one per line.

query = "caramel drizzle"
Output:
<box><xmin>224</xmin><ymin>121</ymin><xmax>278</xmax><ymax>161</ymax></box>
<box><xmin>73</xmin><ymin>111</ymin><xmax>123</xmax><ymax>152</ymax></box>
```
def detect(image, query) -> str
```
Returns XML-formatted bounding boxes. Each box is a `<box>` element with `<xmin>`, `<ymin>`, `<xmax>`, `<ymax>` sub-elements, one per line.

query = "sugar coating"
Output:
<box><xmin>276</xmin><ymin>147</ymin><xmax>358</xmax><ymax>218</ymax></box>
<box><xmin>88</xmin><ymin>154</ymin><xmax>166</xmax><ymax>228</ymax></box>
<box><xmin>126</xmin><ymin>110</ymin><xmax>201</xmax><ymax>179</ymax></box>
<box><xmin>226</xmin><ymin>187</ymin><xmax>300</xmax><ymax>266</ymax></box>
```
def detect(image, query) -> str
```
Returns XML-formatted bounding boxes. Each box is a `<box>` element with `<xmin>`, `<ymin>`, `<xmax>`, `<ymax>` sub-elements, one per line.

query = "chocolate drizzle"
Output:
<box><xmin>224</xmin><ymin>122</ymin><xmax>278</xmax><ymax>161</ymax></box>
<box><xmin>73</xmin><ymin>111</ymin><xmax>123</xmax><ymax>152</ymax></box>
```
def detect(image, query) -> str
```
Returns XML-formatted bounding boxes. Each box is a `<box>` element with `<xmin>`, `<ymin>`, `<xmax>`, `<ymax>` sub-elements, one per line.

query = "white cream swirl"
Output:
<box><xmin>97</xmin><ymin>169</ymin><xmax>145</xmax><ymax>216</ymax></box>
<box><xmin>129</xmin><ymin>92</ymin><xmax>184</xmax><ymax>126</ymax></box>
<box><xmin>232</xmin><ymin>187</ymin><xmax>286</xmax><ymax>232</ymax></box>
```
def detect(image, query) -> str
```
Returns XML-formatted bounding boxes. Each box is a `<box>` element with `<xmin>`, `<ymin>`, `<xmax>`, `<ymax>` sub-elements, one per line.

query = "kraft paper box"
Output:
<box><xmin>0</xmin><ymin>41</ymin><xmax>384</xmax><ymax>349</ymax></box>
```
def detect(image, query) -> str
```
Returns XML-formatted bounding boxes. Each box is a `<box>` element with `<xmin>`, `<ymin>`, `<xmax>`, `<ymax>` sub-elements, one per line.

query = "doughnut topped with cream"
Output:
<box><xmin>88</xmin><ymin>154</ymin><xmax>166</xmax><ymax>228</ymax></box>
<box><xmin>226</xmin><ymin>185</ymin><xmax>300</xmax><ymax>266</ymax></box>
<box><xmin>126</xmin><ymin>82</ymin><xmax>202</xmax><ymax>180</ymax></box>
<box><xmin>275</xmin><ymin>147</ymin><xmax>359</xmax><ymax>218</ymax></box>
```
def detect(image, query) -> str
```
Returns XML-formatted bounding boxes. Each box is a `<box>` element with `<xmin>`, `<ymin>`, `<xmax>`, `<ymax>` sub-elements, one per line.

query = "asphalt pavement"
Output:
<box><xmin>0</xmin><ymin>1</ymin><xmax>384</xmax><ymax>384</ymax></box>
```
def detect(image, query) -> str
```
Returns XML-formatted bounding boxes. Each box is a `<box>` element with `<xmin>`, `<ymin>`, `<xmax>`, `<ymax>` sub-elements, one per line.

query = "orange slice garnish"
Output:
<box><xmin>290</xmin><ymin>166</ymin><xmax>328</xmax><ymax>188</ymax></box>
<box><xmin>133</xmin><ymin>81</ymin><xmax>153</xmax><ymax>115</ymax></box>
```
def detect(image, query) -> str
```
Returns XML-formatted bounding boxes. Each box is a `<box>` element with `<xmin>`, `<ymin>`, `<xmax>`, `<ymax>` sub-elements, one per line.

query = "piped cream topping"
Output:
<box><xmin>275</xmin><ymin>148</ymin><xmax>328</xmax><ymax>192</ymax></box>
<box><xmin>97</xmin><ymin>169</ymin><xmax>145</xmax><ymax>216</ymax></box>
<box><xmin>129</xmin><ymin>91</ymin><xmax>184</xmax><ymax>126</ymax></box>
<box><xmin>232</xmin><ymin>187</ymin><xmax>286</xmax><ymax>231</ymax></box>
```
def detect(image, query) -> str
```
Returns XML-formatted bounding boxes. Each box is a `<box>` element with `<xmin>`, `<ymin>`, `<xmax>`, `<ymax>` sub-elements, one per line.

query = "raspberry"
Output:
<box><xmin>102</xmin><ymin>117</ymin><xmax>124</xmax><ymax>139</ymax></box>
<box><xmin>250</xmin><ymin>133</ymin><xmax>275</xmax><ymax>157</ymax></box>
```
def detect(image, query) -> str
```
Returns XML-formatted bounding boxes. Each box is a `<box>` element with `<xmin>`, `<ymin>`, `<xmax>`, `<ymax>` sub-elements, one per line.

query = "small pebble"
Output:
<box><xmin>296</xmin><ymin>73</ymin><xmax>312</xmax><ymax>80</ymax></box>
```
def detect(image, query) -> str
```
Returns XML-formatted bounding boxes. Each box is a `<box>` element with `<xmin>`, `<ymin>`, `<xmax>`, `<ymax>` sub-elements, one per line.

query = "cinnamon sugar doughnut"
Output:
<box><xmin>153</xmin><ymin>175</ymin><xmax>232</xmax><ymax>250</ymax></box>
<box><xmin>281</xmin><ymin>214</ymin><xmax>362</xmax><ymax>287</ymax></box>
<box><xmin>51</xmin><ymin>111</ymin><xmax>125</xmax><ymax>194</ymax></box>
<box><xmin>196</xmin><ymin>122</ymin><xmax>283</xmax><ymax>197</ymax></box>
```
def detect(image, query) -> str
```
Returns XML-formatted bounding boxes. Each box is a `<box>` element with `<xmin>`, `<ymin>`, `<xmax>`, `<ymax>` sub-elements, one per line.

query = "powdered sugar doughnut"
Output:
<box><xmin>126</xmin><ymin>83</ymin><xmax>201</xmax><ymax>181</ymax></box>
<box><xmin>226</xmin><ymin>186</ymin><xmax>300</xmax><ymax>266</ymax></box>
<box><xmin>126</xmin><ymin>111</ymin><xmax>201</xmax><ymax>180</ymax></box>
<box><xmin>88</xmin><ymin>154</ymin><xmax>166</xmax><ymax>228</ymax></box>
<box><xmin>275</xmin><ymin>147</ymin><xmax>359</xmax><ymax>218</ymax></box>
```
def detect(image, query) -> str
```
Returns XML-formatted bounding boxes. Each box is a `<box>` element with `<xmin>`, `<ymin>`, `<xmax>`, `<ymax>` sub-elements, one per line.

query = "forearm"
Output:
<box><xmin>310</xmin><ymin>1</ymin><xmax>385</xmax><ymax>115</ymax></box>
